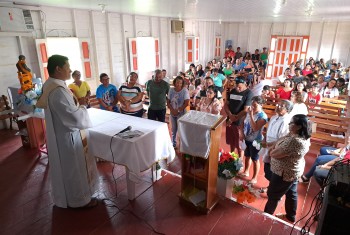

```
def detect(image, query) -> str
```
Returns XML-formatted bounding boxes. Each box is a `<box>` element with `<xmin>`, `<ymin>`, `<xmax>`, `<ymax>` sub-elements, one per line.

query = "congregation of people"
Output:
<box><xmin>62</xmin><ymin>46</ymin><xmax>349</xmax><ymax>221</ymax></box>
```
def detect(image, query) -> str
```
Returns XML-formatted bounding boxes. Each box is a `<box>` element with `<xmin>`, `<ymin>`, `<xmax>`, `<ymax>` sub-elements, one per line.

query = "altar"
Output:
<box><xmin>87</xmin><ymin>108</ymin><xmax>176</xmax><ymax>200</ymax></box>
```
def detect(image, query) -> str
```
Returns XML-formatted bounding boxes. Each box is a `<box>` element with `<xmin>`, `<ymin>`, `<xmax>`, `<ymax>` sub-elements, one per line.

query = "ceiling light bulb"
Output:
<box><xmin>99</xmin><ymin>4</ymin><xmax>106</xmax><ymax>13</ymax></box>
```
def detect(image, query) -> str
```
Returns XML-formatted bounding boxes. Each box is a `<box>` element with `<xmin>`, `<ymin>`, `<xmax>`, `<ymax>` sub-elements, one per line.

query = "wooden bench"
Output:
<box><xmin>262</xmin><ymin>97</ymin><xmax>349</xmax><ymax>150</ymax></box>
<box><xmin>0</xmin><ymin>95</ymin><xmax>15</xmax><ymax>129</ymax></box>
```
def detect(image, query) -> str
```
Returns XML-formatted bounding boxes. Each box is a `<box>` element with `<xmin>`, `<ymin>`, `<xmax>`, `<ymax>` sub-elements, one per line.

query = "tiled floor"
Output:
<box><xmin>0</xmin><ymin>127</ymin><xmax>320</xmax><ymax>235</ymax></box>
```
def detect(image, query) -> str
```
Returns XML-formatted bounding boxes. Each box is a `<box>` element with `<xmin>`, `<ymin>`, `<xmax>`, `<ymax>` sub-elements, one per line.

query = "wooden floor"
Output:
<box><xmin>0</xmin><ymin>126</ymin><xmax>321</xmax><ymax>235</ymax></box>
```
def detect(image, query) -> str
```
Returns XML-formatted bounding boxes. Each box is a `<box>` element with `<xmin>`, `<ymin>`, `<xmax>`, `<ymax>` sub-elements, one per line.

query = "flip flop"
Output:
<box><xmin>259</xmin><ymin>187</ymin><xmax>267</xmax><ymax>193</ymax></box>
<box><xmin>249</xmin><ymin>179</ymin><xmax>257</xmax><ymax>185</ymax></box>
<box><xmin>238</xmin><ymin>172</ymin><xmax>249</xmax><ymax>177</ymax></box>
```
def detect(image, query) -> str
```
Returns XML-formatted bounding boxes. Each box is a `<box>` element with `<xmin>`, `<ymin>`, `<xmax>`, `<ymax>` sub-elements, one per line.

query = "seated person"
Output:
<box><xmin>68</xmin><ymin>70</ymin><xmax>91</xmax><ymax>106</ymax></box>
<box><xmin>336</xmin><ymin>78</ymin><xmax>347</xmax><ymax>95</ymax></box>
<box><xmin>289</xmin><ymin>91</ymin><xmax>308</xmax><ymax>116</ymax></box>
<box><xmin>306</xmin><ymin>83</ymin><xmax>322</xmax><ymax>108</ymax></box>
<box><xmin>320</xmin><ymin>78</ymin><xmax>339</xmax><ymax>98</ymax></box>
<box><xmin>96</xmin><ymin>73</ymin><xmax>119</xmax><ymax>112</ymax></box>
<box><xmin>300</xmin><ymin>136</ymin><xmax>350</xmax><ymax>183</ymax></box>
<box><xmin>276</xmin><ymin>79</ymin><xmax>294</xmax><ymax>100</ymax></box>
<box><xmin>261</xmin><ymin>85</ymin><xmax>275</xmax><ymax>100</ymax></box>
<box><xmin>313</xmin><ymin>149</ymin><xmax>350</xmax><ymax>187</ymax></box>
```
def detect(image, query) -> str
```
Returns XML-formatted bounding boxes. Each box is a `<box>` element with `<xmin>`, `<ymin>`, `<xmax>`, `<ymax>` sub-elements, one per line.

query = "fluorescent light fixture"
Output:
<box><xmin>13</xmin><ymin>1</ymin><xmax>40</xmax><ymax>7</ymax></box>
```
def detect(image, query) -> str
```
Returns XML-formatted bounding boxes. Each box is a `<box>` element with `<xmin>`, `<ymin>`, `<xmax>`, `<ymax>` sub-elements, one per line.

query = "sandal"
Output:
<box><xmin>299</xmin><ymin>175</ymin><xmax>310</xmax><ymax>183</ymax></box>
<box><xmin>249</xmin><ymin>179</ymin><xmax>257</xmax><ymax>185</ymax></box>
<box><xmin>275</xmin><ymin>213</ymin><xmax>295</xmax><ymax>223</ymax></box>
<box><xmin>259</xmin><ymin>187</ymin><xmax>267</xmax><ymax>193</ymax></box>
<box><xmin>238</xmin><ymin>172</ymin><xmax>249</xmax><ymax>177</ymax></box>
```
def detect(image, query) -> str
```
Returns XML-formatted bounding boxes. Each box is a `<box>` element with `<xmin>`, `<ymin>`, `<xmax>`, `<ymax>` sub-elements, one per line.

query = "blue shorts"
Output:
<box><xmin>244</xmin><ymin>140</ymin><xmax>260</xmax><ymax>161</ymax></box>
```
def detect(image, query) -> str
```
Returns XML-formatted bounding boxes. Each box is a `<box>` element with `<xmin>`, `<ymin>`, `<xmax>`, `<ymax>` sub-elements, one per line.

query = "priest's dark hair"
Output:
<box><xmin>47</xmin><ymin>54</ymin><xmax>69</xmax><ymax>77</ymax></box>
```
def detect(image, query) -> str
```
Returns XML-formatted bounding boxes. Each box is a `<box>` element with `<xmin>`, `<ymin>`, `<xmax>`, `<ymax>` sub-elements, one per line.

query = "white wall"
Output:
<box><xmin>1</xmin><ymin>5</ymin><xmax>350</xmax><ymax>99</ymax></box>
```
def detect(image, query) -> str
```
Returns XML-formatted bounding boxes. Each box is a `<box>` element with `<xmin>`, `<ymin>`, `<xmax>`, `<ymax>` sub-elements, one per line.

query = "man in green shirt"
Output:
<box><xmin>260</xmin><ymin>47</ymin><xmax>268</xmax><ymax>70</ymax></box>
<box><xmin>146</xmin><ymin>69</ymin><xmax>170</xmax><ymax>122</ymax></box>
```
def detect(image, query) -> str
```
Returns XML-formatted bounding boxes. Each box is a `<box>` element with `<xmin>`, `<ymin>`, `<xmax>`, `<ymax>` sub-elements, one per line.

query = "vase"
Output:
<box><xmin>216</xmin><ymin>177</ymin><xmax>234</xmax><ymax>198</ymax></box>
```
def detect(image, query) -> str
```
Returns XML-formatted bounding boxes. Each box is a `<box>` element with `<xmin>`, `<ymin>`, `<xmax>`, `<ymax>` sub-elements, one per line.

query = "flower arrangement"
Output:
<box><xmin>218</xmin><ymin>148</ymin><xmax>242</xmax><ymax>179</ymax></box>
<box><xmin>232</xmin><ymin>179</ymin><xmax>260</xmax><ymax>204</ymax></box>
<box><xmin>16</xmin><ymin>81</ymin><xmax>43</xmax><ymax>117</ymax></box>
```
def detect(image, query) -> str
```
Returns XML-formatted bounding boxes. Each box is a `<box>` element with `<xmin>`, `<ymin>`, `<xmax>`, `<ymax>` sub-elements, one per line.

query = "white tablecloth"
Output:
<box><xmin>178</xmin><ymin>110</ymin><xmax>222</xmax><ymax>158</ymax></box>
<box><xmin>87</xmin><ymin>108</ymin><xmax>175</xmax><ymax>182</ymax></box>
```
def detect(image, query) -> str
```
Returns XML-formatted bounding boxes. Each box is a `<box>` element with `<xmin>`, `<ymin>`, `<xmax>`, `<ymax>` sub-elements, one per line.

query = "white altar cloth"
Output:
<box><xmin>178</xmin><ymin>110</ymin><xmax>222</xmax><ymax>158</ymax></box>
<box><xmin>87</xmin><ymin>108</ymin><xmax>175</xmax><ymax>199</ymax></box>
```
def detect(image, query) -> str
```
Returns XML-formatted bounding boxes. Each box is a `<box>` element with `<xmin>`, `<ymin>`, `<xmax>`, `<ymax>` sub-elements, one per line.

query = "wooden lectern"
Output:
<box><xmin>177</xmin><ymin>110</ymin><xmax>226</xmax><ymax>213</ymax></box>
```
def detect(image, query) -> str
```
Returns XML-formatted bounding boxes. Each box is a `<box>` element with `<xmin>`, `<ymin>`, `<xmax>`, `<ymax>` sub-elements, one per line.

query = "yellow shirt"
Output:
<box><xmin>68</xmin><ymin>81</ymin><xmax>90</xmax><ymax>98</ymax></box>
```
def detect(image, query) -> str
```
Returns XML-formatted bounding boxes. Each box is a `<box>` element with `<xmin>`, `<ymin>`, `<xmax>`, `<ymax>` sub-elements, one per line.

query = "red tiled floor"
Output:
<box><xmin>0</xmin><ymin>128</ymin><xmax>321</xmax><ymax>234</ymax></box>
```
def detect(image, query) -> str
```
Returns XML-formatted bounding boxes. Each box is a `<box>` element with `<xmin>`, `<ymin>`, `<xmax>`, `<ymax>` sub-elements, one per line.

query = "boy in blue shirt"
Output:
<box><xmin>96</xmin><ymin>73</ymin><xmax>119</xmax><ymax>112</ymax></box>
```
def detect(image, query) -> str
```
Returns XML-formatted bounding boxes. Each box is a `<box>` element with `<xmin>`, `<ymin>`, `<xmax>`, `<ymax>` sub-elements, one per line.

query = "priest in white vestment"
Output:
<box><xmin>36</xmin><ymin>54</ymin><xmax>98</xmax><ymax>208</ymax></box>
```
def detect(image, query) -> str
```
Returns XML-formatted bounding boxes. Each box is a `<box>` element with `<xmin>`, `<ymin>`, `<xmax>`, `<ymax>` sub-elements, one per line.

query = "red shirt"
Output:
<box><xmin>225</xmin><ymin>50</ymin><xmax>235</xmax><ymax>60</ymax></box>
<box><xmin>302</xmin><ymin>69</ymin><xmax>313</xmax><ymax>76</ymax></box>
<box><xmin>277</xmin><ymin>87</ymin><xmax>292</xmax><ymax>100</ymax></box>
<box><xmin>342</xmin><ymin>151</ymin><xmax>350</xmax><ymax>162</ymax></box>
<box><xmin>307</xmin><ymin>92</ymin><xmax>321</xmax><ymax>108</ymax></box>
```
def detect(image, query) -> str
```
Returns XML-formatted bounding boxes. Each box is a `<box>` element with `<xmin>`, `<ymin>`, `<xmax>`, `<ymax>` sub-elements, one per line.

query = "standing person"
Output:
<box><xmin>197</xmin><ymin>85</ymin><xmax>222</xmax><ymax>115</ymax></box>
<box><xmin>195</xmin><ymin>76</ymin><xmax>223</xmax><ymax>106</ymax></box>
<box><xmin>224</xmin><ymin>45</ymin><xmax>235</xmax><ymax>60</ymax></box>
<box><xmin>68</xmin><ymin>70</ymin><xmax>91</xmax><ymax>106</ymax></box>
<box><xmin>240</xmin><ymin>96</ymin><xmax>268</xmax><ymax>184</ymax></box>
<box><xmin>224</xmin><ymin>76</ymin><xmax>253</xmax><ymax>156</ymax></box>
<box><xmin>260</xmin><ymin>100</ymin><xmax>293</xmax><ymax>193</ymax></box>
<box><xmin>36</xmin><ymin>55</ymin><xmax>97</xmax><ymax>208</ymax></box>
<box><xmin>96</xmin><ymin>73</ymin><xmax>119</xmax><ymax>112</ymax></box>
<box><xmin>167</xmin><ymin>76</ymin><xmax>190</xmax><ymax>148</ymax></box>
<box><xmin>234</xmin><ymin>47</ymin><xmax>243</xmax><ymax>61</ymax></box>
<box><xmin>161</xmin><ymin>69</ymin><xmax>170</xmax><ymax>84</ymax></box>
<box><xmin>260</xmin><ymin>47</ymin><xmax>268</xmax><ymax>72</ymax></box>
<box><xmin>146</xmin><ymin>69</ymin><xmax>170</xmax><ymax>122</ymax></box>
<box><xmin>252</xmin><ymin>49</ymin><xmax>260</xmax><ymax>70</ymax></box>
<box><xmin>264</xmin><ymin>114</ymin><xmax>311</xmax><ymax>223</ymax></box>
<box><xmin>117</xmin><ymin>72</ymin><xmax>144</xmax><ymax>117</ymax></box>
<box><xmin>210</xmin><ymin>68</ymin><xmax>226</xmax><ymax>93</ymax></box>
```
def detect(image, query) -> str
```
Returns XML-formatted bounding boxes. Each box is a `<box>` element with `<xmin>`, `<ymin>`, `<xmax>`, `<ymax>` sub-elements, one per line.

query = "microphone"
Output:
<box><xmin>117</xmin><ymin>126</ymin><xmax>132</xmax><ymax>134</ymax></box>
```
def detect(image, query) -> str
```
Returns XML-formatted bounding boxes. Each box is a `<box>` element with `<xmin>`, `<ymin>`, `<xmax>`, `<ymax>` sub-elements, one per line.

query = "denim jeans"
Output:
<box><xmin>264</xmin><ymin>173</ymin><xmax>298</xmax><ymax>222</ymax></box>
<box><xmin>170</xmin><ymin>115</ymin><xmax>179</xmax><ymax>147</ymax></box>
<box><xmin>319</xmin><ymin>146</ymin><xmax>337</xmax><ymax>156</ymax></box>
<box><xmin>313</xmin><ymin>167</ymin><xmax>330</xmax><ymax>187</ymax></box>
<box><xmin>148</xmin><ymin>108</ymin><xmax>166</xmax><ymax>122</ymax></box>
<box><xmin>304</xmin><ymin>154</ymin><xmax>337</xmax><ymax>179</ymax></box>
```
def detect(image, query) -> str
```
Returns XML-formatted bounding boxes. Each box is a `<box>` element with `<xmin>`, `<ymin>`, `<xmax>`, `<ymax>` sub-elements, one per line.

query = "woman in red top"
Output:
<box><xmin>276</xmin><ymin>79</ymin><xmax>293</xmax><ymax>100</ymax></box>
<box><xmin>306</xmin><ymin>83</ymin><xmax>322</xmax><ymax>108</ymax></box>
<box><xmin>302</xmin><ymin>63</ymin><xmax>313</xmax><ymax>76</ymax></box>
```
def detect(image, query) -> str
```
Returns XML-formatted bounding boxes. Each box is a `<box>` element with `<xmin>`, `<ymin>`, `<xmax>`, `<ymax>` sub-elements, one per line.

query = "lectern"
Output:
<box><xmin>177</xmin><ymin>110</ymin><xmax>226</xmax><ymax>213</ymax></box>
